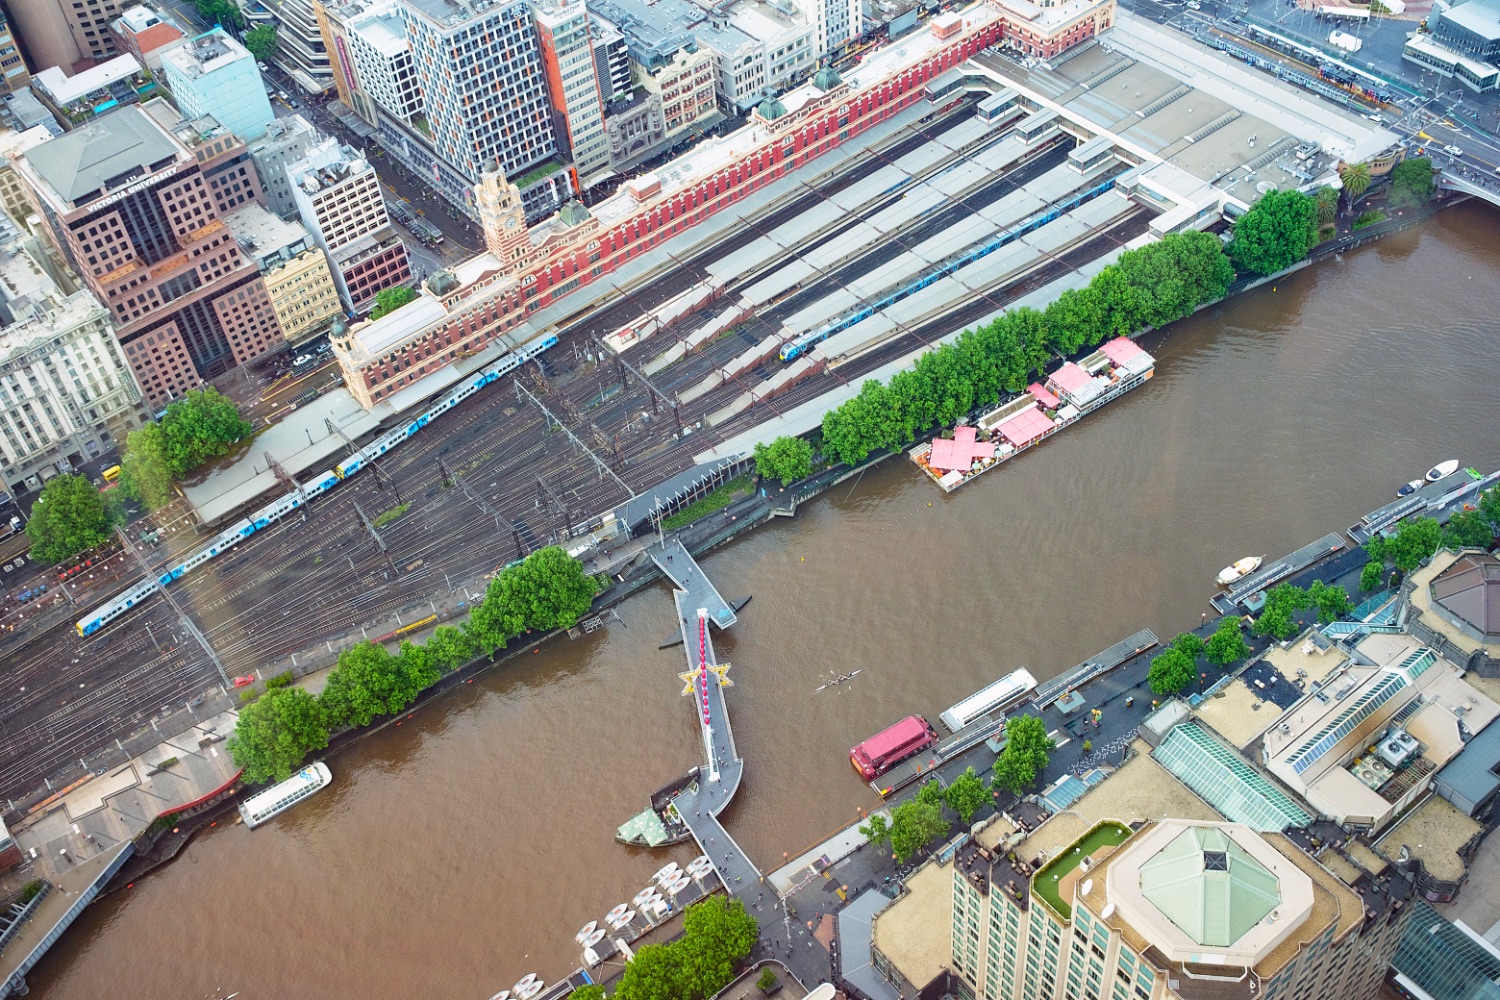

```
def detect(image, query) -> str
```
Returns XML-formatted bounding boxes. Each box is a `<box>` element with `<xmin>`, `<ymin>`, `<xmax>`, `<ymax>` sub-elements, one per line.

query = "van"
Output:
<box><xmin>102</xmin><ymin>465</ymin><xmax>122</xmax><ymax>482</ymax></box>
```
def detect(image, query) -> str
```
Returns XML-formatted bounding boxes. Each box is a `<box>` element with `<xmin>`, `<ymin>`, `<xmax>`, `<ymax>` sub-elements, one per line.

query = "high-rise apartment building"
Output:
<box><xmin>160</xmin><ymin>29</ymin><xmax>276</xmax><ymax>141</ymax></box>
<box><xmin>241</xmin><ymin>0</ymin><xmax>334</xmax><ymax>93</ymax></box>
<box><xmin>6</xmin><ymin>0</ymin><xmax>122</xmax><ymax>75</ymax></box>
<box><xmin>800</xmin><ymin>0</ymin><xmax>861</xmax><ymax>58</ymax></box>
<box><xmin>286</xmin><ymin>137</ymin><xmax>410</xmax><ymax>310</ymax></box>
<box><xmin>18</xmin><ymin>105</ymin><xmax>286</xmax><ymax>408</ymax></box>
<box><xmin>400</xmin><ymin>0</ymin><xmax>557</xmax><ymax>181</ymax></box>
<box><xmin>590</xmin><ymin>17</ymin><xmax>631</xmax><ymax>102</ymax></box>
<box><xmin>0</xmin><ymin>11</ymin><xmax>31</xmax><ymax>96</ymax></box>
<box><xmin>247</xmin><ymin>115</ymin><xmax>321</xmax><ymax>220</ymax></box>
<box><xmin>0</xmin><ymin>210</ymin><xmax>144</xmax><ymax>494</ymax></box>
<box><xmin>343</xmin><ymin>1</ymin><xmax>424</xmax><ymax>125</ymax></box>
<box><xmin>531</xmin><ymin>0</ymin><xmax>610</xmax><ymax>179</ymax></box>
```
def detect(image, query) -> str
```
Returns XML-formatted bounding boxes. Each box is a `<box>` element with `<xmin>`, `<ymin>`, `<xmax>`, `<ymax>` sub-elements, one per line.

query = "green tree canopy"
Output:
<box><xmin>1147</xmin><ymin>647</ymin><xmax>1197</xmax><ymax>695</ymax></box>
<box><xmin>889</xmin><ymin>798</ymin><xmax>947</xmax><ymax>863</ymax></box>
<box><xmin>753</xmin><ymin>435</ymin><xmax>814</xmax><ymax>486</ymax></box>
<box><xmin>992</xmin><ymin>714</ymin><xmax>1055</xmax><ymax>795</ymax></box>
<box><xmin>155</xmin><ymin>387</ymin><xmax>253</xmax><ymax>477</ymax></box>
<box><xmin>1388</xmin><ymin>157</ymin><xmax>1435</xmax><ymax>210</ymax></box>
<box><xmin>25</xmin><ymin>474</ymin><xmax>118</xmax><ymax>564</ymax></box>
<box><xmin>244</xmin><ymin>24</ymin><xmax>278</xmax><ymax>60</ymax></box>
<box><xmin>1443</xmin><ymin>509</ymin><xmax>1496</xmax><ymax>549</ymax></box>
<box><xmin>1314</xmin><ymin>185</ymin><xmax>1339</xmax><ymax>226</ymax></box>
<box><xmin>678</xmin><ymin>896</ymin><xmax>758</xmax><ymax>997</ymax></box>
<box><xmin>120</xmin><ymin>422</ymin><xmax>175</xmax><ymax>510</ymax></box>
<box><xmin>915</xmin><ymin>779</ymin><xmax>946</xmax><ymax>809</ymax></box>
<box><xmin>1171</xmin><ymin>631</ymin><xmax>1205</xmax><ymax>663</ymax></box>
<box><xmin>1383</xmin><ymin>516</ymin><xmax>1443</xmax><ymax>572</ymax></box>
<box><xmin>193</xmin><ymin>0</ymin><xmax>242</xmax><ymax>28</ymax></box>
<box><xmin>614</xmin><ymin>941</ymin><xmax>682</xmax><ymax>1000</ymax></box>
<box><xmin>1204</xmin><ymin>616</ymin><xmax>1252</xmax><ymax>668</ymax></box>
<box><xmin>569</xmin><ymin>987</ymin><xmax>606</xmax><ymax>1000</ymax></box>
<box><xmin>426</xmin><ymin>624</ymin><xmax>476</xmax><ymax>672</ymax></box>
<box><xmin>370</xmin><ymin>285</ymin><xmax>418</xmax><ymax>320</ymax></box>
<box><xmin>1252</xmin><ymin>582</ymin><xmax>1313</xmax><ymax>641</ymax></box>
<box><xmin>319</xmin><ymin>641</ymin><xmax>411</xmax><ymax>729</ymax></box>
<box><xmin>944</xmin><ymin>766</ymin><xmax>990</xmax><ymax>824</ymax></box>
<box><xmin>465</xmin><ymin>546</ymin><xmax>597</xmax><ymax>654</ymax></box>
<box><xmin>1360</xmin><ymin>555</ymin><xmax>1387</xmax><ymax>593</ymax></box>
<box><xmin>859</xmin><ymin>812</ymin><xmax>891</xmax><ymax>846</ymax></box>
<box><xmin>1230</xmin><ymin>189</ymin><xmax>1318</xmax><ymax>275</ymax></box>
<box><xmin>1340</xmin><ymin>161</ymin><xmax>1372</xmax><ymax>202</ymax></box>
<box><xmin>1306</xmin><ymin>580</ymin><xmax>1354</xmax><ymax>624</ymax></box>
<box><xmin>227</xmin><ymin>687</ymin><xmax>328</xmax><ymax>784</ymax></box>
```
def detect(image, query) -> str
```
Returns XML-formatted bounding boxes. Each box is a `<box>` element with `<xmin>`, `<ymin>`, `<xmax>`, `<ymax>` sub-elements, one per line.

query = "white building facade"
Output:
<box><xmin>344</xmin><ymin>2</ymin><xmax>424</xmax><ymax>125</ymax></box>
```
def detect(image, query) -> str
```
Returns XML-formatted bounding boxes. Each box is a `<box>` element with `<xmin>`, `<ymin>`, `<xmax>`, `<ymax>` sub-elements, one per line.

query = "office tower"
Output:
<box><xmin>6</xmin><ymin>0</ymin><xmax>123</xmax><ymax>75</ymax></box>
<box><xmin>18</xmin><ymin>105</ymin><xmax>286</xmax><ymax>408</ymax></box>
<box><xmin>286</xmin><ymin>136</ymin><xmax>410</xmax><ymax>309</ymax></box>
<box><xmin>160</xmin><ymin>29</ymin><xmax>277</xmax><ymax>141</ymax></box>
<box><xmin>400</xmin><ymin>0</ymin><xmax>557</xmax><ymax>180</ymax></box>
<box><xmin>247</xmin><ymin>115</ymin><xmax>321</xmax><ymax>220</ymax></box>
<box><xmin>531</xmin><ymin>0</ymin><xmax>610</xmax><ymax>179</ymax></box>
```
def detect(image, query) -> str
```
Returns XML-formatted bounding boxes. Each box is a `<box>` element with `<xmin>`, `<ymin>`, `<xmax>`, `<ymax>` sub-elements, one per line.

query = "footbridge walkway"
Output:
<box><xmin>1438</xmin><ymin>172</ymin><xmax>1500</xmax><ymax>209</ymax></box>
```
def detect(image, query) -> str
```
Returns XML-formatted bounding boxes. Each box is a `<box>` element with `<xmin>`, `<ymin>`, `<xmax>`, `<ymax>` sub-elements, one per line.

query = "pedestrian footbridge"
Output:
<box><xmin>1438</xmin><ymin>171</ymin><xmax>1500</xmax><ymax>208</ymax></box>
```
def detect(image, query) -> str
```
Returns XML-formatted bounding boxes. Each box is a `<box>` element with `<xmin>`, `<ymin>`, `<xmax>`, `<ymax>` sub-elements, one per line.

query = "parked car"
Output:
<box><xmin>1445</xmin><ymin>144</ymin><xmax>1464</xmax><ymax>156</ymax></box>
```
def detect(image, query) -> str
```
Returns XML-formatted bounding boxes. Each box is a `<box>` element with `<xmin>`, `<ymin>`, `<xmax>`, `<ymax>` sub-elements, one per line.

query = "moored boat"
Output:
<box><xmin>1396</xmin><ymin>478</ymin><xmax>1424</xmax><ymax>497</ymax></box>
<box><xmin>1426</xmin><ymin>459</ymin><xmax>1459</xmax><ymax>482</ymax></box>
<box><xmin>1216</xmin><ymin>556</ymin><xmax>1263</xmax><ymax>587</ymax></box>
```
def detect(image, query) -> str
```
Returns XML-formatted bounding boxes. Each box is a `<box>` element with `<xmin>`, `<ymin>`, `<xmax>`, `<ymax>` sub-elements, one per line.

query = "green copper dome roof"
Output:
<box><xmin>813</xmin><ymin>65</ymin><xmax>842</xmax><ymax>90</ymax></box>
<box><xmin>757</xmin><ymin>96</ymin><xmax>788</xmax><ymax>120</ymax></box>
<box><xmin>1139</xmin><ymin>826</ymin><xmax>1281</xmax><ymax>947</ymax></box>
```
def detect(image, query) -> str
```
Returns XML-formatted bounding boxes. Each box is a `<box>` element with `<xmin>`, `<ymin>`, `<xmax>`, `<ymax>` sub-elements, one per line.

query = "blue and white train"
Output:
<box><xmin>76</xmin><ymin>334</ymin><xmax>560</xmax><ymax>638</ymax></box>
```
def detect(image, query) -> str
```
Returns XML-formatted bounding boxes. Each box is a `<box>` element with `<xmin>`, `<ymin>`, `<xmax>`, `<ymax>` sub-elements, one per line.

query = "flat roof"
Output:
<box><xmin>22</xmin><ymin>104</ymin><xmax>182</xmax><ymax>206</ymax></box>
<box><xmin>1435</xmin><ymin>717</ymin><xmax>1500</xmax><ymax>813</ymax></box>
<box><xmin>1440</xmin><ymin>0</ymin><xmax>1500</xmax><ymax>42</ymax></box>
<box><xmin>223</xmin><ymin>202</ymin><xmax>310</xmax><ymax>256</ymax></box>
<box><xmin>869</xmin><ymin>858</ymin><xmax>953</xmax><ymax>992</ymax></box>
<box><xmin>32</xmin><ymin>53</ymin><xmax>142</xmax><ymax>105</ymax></box>
<box><xmin>1375</xmin><ymin>795</ymin><xmax>1481</xmax><ymax>882</ymax></box>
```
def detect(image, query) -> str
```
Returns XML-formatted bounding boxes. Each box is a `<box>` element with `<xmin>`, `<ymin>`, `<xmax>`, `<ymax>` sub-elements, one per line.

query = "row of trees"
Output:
<box><xmin>597</xmin><ymin>896</ymin><xmax>757</xmax><ymax>1000</ymax></box>
<box><xmin>227</xmin><ymin>546</ymin><xmax>600</xmax><ymax>783</ymax></box>
<box><xmin>123</xmin><ymin>388</ymin><xmax>254</xmax><ymax>511</ymax></box>
<box><xmin>858</xmin><ymin>716</ymin><xmax>1055</xmax><ymax>863</ymax></box>
<box><xmin>752</xmin><ymin>436</ymin><xmax>813</xmax><ymax>487</ymax></box>
<box><xmin>1254</xmin><ymin>580</ymin><xmax>1354</xmax><ymax>641</ymax></box>
<box><xmin>1360</xmin><ymin>486</ymin><xmax>1500</xmax><ymax>590</ymax></box>
<box><xmin>816</xmin><ymin>231</ymin><xmax>1234</xmax><ymax>468</ymax></box>
<box><xmin>1147</xmin><ymin>622</ymin><xmax>1254</xmax><ymax>696</ymax></box>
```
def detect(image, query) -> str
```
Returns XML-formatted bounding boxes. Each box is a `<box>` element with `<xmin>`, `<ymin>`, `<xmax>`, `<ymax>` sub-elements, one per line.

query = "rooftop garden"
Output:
<box><xmin>1032</xmin><ymin>821</ymin><xmax>1132</xmax><ymax>919</ymax></box>
<box><xmin>516</xmin><ymin>159</ymin><xmax>565</xmax><ymax>187</ymax></box>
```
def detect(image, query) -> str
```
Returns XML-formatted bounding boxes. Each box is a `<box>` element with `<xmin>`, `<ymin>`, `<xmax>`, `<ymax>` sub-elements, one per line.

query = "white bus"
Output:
<box><xmin>939</xmin><ymin>668</ymin><xmax>1039</xmax><ymax>732</ymax></box>
<box><xmin>239</xmin><ymin>762</ymin><xmax>332</xmax><ymax>829</ymax></box>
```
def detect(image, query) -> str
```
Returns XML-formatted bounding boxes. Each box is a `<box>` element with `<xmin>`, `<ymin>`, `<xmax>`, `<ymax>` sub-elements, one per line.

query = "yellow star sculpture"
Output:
<box><xmin>709</xmin><ymin>661</ymin><xmax>733</xmax><ymax>688</ymax></box>
<box><xmin>679</xmin><ymin>669</ymin><xmax>701</xmax><ymax>696</ymax></box>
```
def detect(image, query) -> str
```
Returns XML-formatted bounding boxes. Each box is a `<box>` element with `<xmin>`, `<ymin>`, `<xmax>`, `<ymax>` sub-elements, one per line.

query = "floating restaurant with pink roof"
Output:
<box><xmin>910</xmin><ymin>336</ymin><xmax>1156</xmax><ymax>492</ymax></box>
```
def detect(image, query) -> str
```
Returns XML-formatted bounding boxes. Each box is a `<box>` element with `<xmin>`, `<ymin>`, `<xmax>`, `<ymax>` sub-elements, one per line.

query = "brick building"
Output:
<box><xmin>18</xmin><ymin>105</ymin><xmax>285</xmax><ymax>409</ymax></box>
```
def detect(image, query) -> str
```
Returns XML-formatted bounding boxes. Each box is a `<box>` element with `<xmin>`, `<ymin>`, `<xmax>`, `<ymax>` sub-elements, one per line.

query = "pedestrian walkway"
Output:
<box><xmin>651</xmin><ymin>537</ymin><xmax>737</xmax><ymax>629</ymax></box>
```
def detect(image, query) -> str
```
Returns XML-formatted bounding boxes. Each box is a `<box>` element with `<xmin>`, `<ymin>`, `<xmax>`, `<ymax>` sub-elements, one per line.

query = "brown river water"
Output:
<box><xmin>25</xmin><ymin>204</ymin><xmax>1500</xmax><ymax>1000</ymax></box>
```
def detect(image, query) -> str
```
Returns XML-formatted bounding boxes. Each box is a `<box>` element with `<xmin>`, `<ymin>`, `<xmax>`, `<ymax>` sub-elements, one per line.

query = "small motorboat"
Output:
<box><xmin>575</xmin><ymin>921</ymin><xmax>598</xmax><ymax>944</ymax></box>
<box><xmin>1396</xmin><ymin>478</ymin><xmax>1424</xmax><ymax>497</ymax></box>
<box><xmin>607</xmin><ymin>909</ymin><xmax>635</xmax><ymax>929</ymax></box>
<box><xmin>1216</xmin><ymin>556</ymin><xmax>1263</xmax><ymax>587</ymax></box>
<box><xmin>521</xmin><ymin>981</ymin><xmax>546</xmax><ymax>1000</ymax></box>
<box><xmin>652</xmin><ymin>862</ymin><xmax>680</xmax><ymax>883</ymax></box>
<box><xmin>583</xmin><ymin>928</ymin><xmax>606</xmax><ymax>947</ymax></box>
<box><xmin>1426</xmin><ymin>459</ymin><xmax>1459</xmax><ymax>482</ymax></box>
<box><xmin>514</xmin><ymin>976</ymin><xmax>538</xmax><ymax>995</ymax></box>
<box><xmin>632</xmin><ymin>888</ymin><xmax>659</xmax><ymax>907</ymax></box>
<box><xmin>606</xmin><ymin>903</ymin><xmax>629</xmax><ymax>924</ymax></box>
<box><xmin>489</xmin><ymin>992</ymin><xmax>511</xmax><ymax>1000</ymax></box>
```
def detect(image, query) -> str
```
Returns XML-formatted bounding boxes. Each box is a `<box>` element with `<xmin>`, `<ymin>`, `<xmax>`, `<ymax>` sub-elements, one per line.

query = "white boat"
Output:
<box><xmin>575</xmin><ymin>921</ymin><xmax>598</xmax><ymax>944</ymax></box>
<box><xmin>1216</xmin><ymin>556</ymin><xmax>1263</xmax><ymax>587</ymax></box>
<box><xmin>238</xmin><ymin>762</ymin><xmax>332</xmax><ymax>829</ymax></box>
<box><xmin>521</xmin><ymin>982</ymin><xmax>545</xmax><ymax>1000</ymax></box>
<box><xmin>1396</xmin><ymin>478</ymin><xmax>1424</xmax><ymax>497</ymax></box>
<box><xmin>1426</xmin><ymin>459</ymin><xmax>1459</xmax><ymax>482</ymax></box>
<box><xmin>583</xmin><ymin>928</ymin><xmax>606</xmax><ymax>947</ymax></box>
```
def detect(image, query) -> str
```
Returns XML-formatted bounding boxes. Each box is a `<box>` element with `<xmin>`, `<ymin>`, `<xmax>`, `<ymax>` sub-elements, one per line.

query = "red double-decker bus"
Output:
<box><xmin>850</xmin><ymin>715</ymin><xmax>938</xmax><ymax>781</ymax></box>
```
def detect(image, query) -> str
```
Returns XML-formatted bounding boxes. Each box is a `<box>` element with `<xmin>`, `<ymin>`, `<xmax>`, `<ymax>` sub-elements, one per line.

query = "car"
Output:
<box><xmin>1366</xmin><ymin>113</ymin><xmax>1382</xmax><ymax>123</ymax></box>
<box><xmin>233</xmin><ymin>674</ymin><xmax>257</xmax><ymax>688</ymax></box>
<box><xmin>293</xmin><ymin>354</ymin><xmax>314</xmax><ymax>367</ymax></box>
<box><xmin>1445</xmin><ymin>144</ymin><xmax>1464</xmax><ymax>156</ymax></box>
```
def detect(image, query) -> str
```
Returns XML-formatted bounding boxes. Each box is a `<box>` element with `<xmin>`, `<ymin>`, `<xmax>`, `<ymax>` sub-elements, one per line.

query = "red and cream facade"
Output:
<box><xmin>337</xmin><ymin>0</ymin><xmax>1112</xmax><ymax>407</ymax></box>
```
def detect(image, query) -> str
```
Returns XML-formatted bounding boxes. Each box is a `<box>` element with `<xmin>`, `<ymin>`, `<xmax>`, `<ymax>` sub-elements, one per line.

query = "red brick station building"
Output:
<box><xmin>334</xmin><ymin>0</ymin><xmax>1116</xmax><ymax>408</ymax></box>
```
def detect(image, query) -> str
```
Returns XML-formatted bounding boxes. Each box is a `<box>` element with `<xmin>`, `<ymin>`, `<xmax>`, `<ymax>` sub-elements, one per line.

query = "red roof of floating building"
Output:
<box><xmin>928</xmin><ymin>425</ymin><xmax>994</xmax><ymax>472</ymax></box>
<box><xmin>996</xmin><ymin>404</ymin><xmax>1054</xmax><ymax>447</ymax></box>
<box><xmin>1099</xmin><ymin>337</ymin><xmax>1147</xmax><ymax>367</ymax></box>
<box><xmin>1046</xmin><ymin>361</ymin><xmax>1095</xmax><ymax>399</ymax></box>
<box><xmin>1028</xmin><ymin>382</ymin><xmax>1061</xmax><ymax>409</ymax></box>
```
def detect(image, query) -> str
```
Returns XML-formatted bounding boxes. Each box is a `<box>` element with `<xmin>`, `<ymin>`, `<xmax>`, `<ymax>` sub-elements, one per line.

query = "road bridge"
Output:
<box><xmin>1437</xmin><ymin>172</ymin><xmax>1500</xmax><ymax>208</ymax></box>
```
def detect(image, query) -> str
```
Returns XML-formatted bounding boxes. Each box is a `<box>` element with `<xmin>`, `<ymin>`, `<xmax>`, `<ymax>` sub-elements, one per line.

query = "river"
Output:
<box><xmin>24</xmin><ymin>203</ymin><xmax>1500</xmax><ymax>1000</ymax></box>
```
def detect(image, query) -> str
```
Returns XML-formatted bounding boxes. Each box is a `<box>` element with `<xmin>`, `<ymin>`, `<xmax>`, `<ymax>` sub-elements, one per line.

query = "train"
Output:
<box><xmin>75</xmin><ymin>334</ymin><xmax>560</xmax><ymax>638</ymax></box>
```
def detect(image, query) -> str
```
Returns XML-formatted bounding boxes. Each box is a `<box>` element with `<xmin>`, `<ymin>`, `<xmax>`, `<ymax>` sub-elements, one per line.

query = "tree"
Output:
<box><xmin>193</xmin><ymin>0</ymin><xmax>242</xmax><ymax>28</ymax></box>
<box><xmin>1386</xmin><ymin>516</ymin><xmax>1442</xmax><ymax>572</ymax></box>
<box><xmin>613</xmin><ymin>942</ymin><xmax>682</xmax><ymax>1000</ymax></box>
<box><xmin>889</xmin><ymin>798</ymin><xmax>947</xmax><ymax>863</ymax></box>
<box><xmin>753</xmin><ymin>435</ymin><xmax>814</xmax><ymax>486</ymax></box>
<box><xmin>757</xmin><ymin>969</ymin><xmax>778</xmax><ymax>993</ymax></box>
<box><xmin>137</xmin><ymin>387</ymin><xmax>252</xmax><ymax>478</ymax></box>
<box><xmin>1444</xmin><ymin>508</ymin><xmax>1496</xmax><ymax>549</ymax></box>
<box><xmin>1480</xmin><ymin>486</ymin><xmax>1500</xmax><ymax>534</ymax></box>
<box><xmin>679</xmin><ymin>896</ymin><xmax>758</xmax><ymax>997</ymax></box>
<box><xmin>426</xmin><ymin>624</ymin><xmax>476</xmax><ymax>671</ymax></box>
<box><xmin>915</xmin><ymin>779</ymin><xmax>946</xmax><ymax>809</ymax></box>
<box><xmin>244</xmin><ymin>24</ymin><xmax>278</xmax><ymax>61</ymax></box>
<box><xmin>992</xmin><ymin>714</ymin><xmax>1055</xmax><ymax>795</ymax></box>
<box><xmin>120</xmin><ymin>422</ymin><xmax>175</xmax><ymax>510</ymax></box>
<box><xmin>1360</xmin><ymin>556</ymin><xmax>1387</xmax><ymax>593</ymax></box>
<box><xmin>1147</xmin><ymin>648</ymin><xmax>1197</xmax><ymax>695</ymax></box>
<box><xmin>227</xmin><ymin>687</ymin><xmax>328</xmax><ymax>784</ymax></box>
<box><xmin>1307</xmin><ymin>580</ymin><xmax>1354</xmax><ymax>624</ymax></box>
<box><xmin>1340</xmin><ymin>161</ymin><xmax>1372</xmax><ymax>203</ymax></box>
<box><xmin>1388</xmin><ymin>157</ymin><xmax>1435</xmax><ymax>210</ymax></box>
<box><xmin>1252</xmin><ymin>582</ymin><xmax>1312</xmax><ymax>640</ymax></box>
<box><xmin>1314</xmin><ymin>185</ymin><xmax>1340</xmax><ymax>226</ymax></box>
<box><xmin>488</xmin><ymin>545</ymin><xmax>598</xmax><ymax>632</ymax></box>
<box><xmin>1204</xmin><ymin>616</ymin><xmax>1251</xmax><ymax>668</ymax></box>
<box><xmin>1230</xmin><ymin>189</ymin><xmax>1317</xmax><ymax>275</ymax></box>
<box><xmin>369</xmin><ymin>285</ymin><xmax>417</xmax><ymax>320</ymax></box>
<box><xmin>570</xmin><ymin>987</ymin><xmax>606</xmax><ymax>1000</ymax></box>
<box><xmin>397</xmin><ymin>638</ymin><xmax>441</xmax><ymax>694</ymax></box>
<box><xmin>1171</xmin><ymin>631</ymin><xmax>1205</xmax><ymax>663</ymax></box>
<box><xmin>25</xmin><ymin>474</ymin><xmax>117</xmax><ymax>564</ymax></box>
<box><xmin>319</xmin><ymin>641</ymin><xmax>406</xmax><ymax>729</ymax></box>
<box><xmin>859</xmin><ymin>812</ymin><xmax>891</xmax><ymax>846</ymax></box>
<box><xmin>944</xmin><ymin>766</ymin><xmax>990</xmax><ymax>824</ymax></box>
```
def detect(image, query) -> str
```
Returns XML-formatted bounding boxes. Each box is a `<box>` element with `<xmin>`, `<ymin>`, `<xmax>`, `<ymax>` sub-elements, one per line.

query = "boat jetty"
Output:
<box><xmin>910</xmin><ymin>337</ymin><xmax>1155</xmax><ymax>493</ymax></box>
